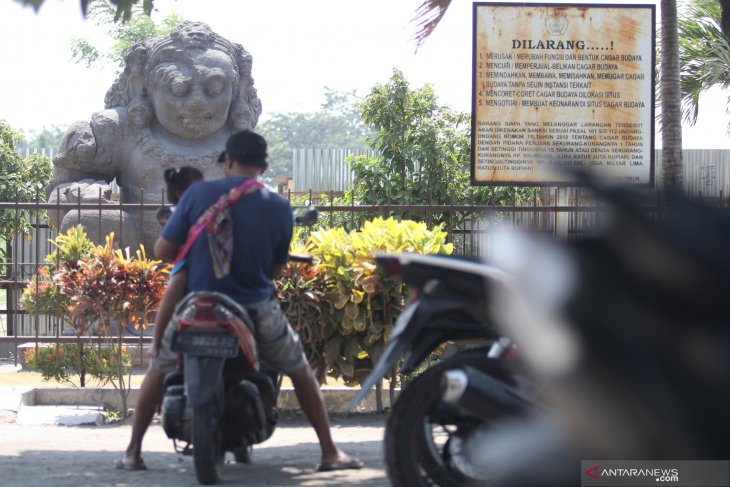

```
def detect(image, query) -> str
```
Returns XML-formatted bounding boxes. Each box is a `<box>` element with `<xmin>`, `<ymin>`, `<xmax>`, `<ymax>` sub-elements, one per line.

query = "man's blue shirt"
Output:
<box><xmin>162</xmin><ymin>176</ymin><xmax>292</xmax><ymax>304</ymax></box>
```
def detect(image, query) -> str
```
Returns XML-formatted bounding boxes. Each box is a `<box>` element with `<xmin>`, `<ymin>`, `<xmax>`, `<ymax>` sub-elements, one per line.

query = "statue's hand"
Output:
<box><xmin>54</xmin><ymin>121</ymin><xmax>97</xmax><ymax>169</ymax></box>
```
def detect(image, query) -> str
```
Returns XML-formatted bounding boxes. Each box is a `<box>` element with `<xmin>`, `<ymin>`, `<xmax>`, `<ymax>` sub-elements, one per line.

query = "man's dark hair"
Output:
<box><xmin>217</xmin><ymin>130</ymin><xmax>268</xmax><ymax>169</ymax></box>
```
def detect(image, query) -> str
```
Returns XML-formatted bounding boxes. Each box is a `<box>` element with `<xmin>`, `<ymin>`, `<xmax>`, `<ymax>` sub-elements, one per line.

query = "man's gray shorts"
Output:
<box><xmin>150</xmin><ymin>297</ymin><xmax>307</xmax><ymax>376</ymax></box>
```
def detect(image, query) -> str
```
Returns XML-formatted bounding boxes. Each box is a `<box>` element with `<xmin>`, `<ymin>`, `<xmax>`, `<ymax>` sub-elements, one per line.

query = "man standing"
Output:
<box><xmin>118</xmin><ymin>130</ymin><xmax>362</xmax><ymax>472</ymax></box>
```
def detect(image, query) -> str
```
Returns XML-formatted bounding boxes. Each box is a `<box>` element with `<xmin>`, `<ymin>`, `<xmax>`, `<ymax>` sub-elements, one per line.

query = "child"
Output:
<box><xmin>154</xmin><ymin>166</ymin><xmax>204</xmax><ymax>228</ymax></box>
<box><xmin>148</xmin><ymin>166</ymin><xmax>203</xmax><ymax>358</ymax></box>
<box><xmin>164</xmin><ymin>166</ymin><xmax>203</xmax><ymax>206</ymax></box>
<box><xmin>155</xmin><ymin>207</ymin><xmax>172</xmax><ymax>227</ymax></box>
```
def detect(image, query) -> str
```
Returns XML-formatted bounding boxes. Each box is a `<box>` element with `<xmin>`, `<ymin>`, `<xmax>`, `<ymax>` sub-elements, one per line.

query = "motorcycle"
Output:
<box><xmin>160</xmin><ymin>207</ymin><xmax>318</xmax><ymax>485</ymax></box>
<box><xmin>436</xmin><ymin>173</ymin><xmax>730</xmax><ymax>485</ymax></box>
<box><xmin>351</xmin><ymin>253</ymin><xmax>531</xmax><ymax>487</ymax></box>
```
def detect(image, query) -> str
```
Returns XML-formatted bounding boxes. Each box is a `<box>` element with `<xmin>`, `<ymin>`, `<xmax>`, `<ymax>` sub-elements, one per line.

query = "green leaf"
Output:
<box><xmin>324</xmin><ymin>334</ymin><xmax>343</xmax><ymax>363</ymax></box>
<box><xmin>343</xmin><ymin>336</ymin><xmax>361</xmax><ymax>360</ymax></box>
<box><xmin>334</xmin><ymin>294</ymin><xmax>349</xmax><ymax>310</ymax></box>
<box><xmin>338</xmin><ymin>357</ymin><xmax>354</xmax><ymax>378</ymax></box>
<box><xmin>344</xmin><ymin>302</ymin><xmax>359</xmax><ymax>320</ymax></box>
<box><xmin>350</xmin><ymin>289</ymin><xmax>365</xmax><ymax>304</ymax></box>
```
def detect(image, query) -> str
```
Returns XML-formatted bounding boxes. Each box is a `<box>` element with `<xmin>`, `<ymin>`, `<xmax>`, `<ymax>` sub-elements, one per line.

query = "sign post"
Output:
<box><xmin>472</xmin><ymin>3</ymin><xmax>655</xmax><ymax>186</ymax></box>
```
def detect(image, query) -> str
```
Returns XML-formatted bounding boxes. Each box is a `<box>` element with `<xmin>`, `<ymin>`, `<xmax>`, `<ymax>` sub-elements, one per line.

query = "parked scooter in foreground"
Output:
<box><xmin>436</xmin><ymin>173</ymin><xmax>730</xmax><ymax>485</ymax></box>
<box><xmin>160</xmin><ymin>208</ymin><xmax>318</xmax><ymax>485</ymax></box>
<box><xmin>351</xmin><ymin>253</ymin><xmax>533</xmax><ymax>487</ymax></box>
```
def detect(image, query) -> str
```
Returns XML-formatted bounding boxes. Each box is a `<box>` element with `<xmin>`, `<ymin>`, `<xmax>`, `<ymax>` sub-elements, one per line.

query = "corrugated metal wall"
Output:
<box><xmin>292</xmin><ymin>148</ymin><xmax>377</xmax><ymax>192</ymax></box>
<box><xmin>294</xmin><ymin>148</ymin><xmax>730</xmax><ymax>197</ymax></box>
<box><xmin>655</xmin><ymin>149</ymin><xmax>730</xmax><ymax>197</ymax></box>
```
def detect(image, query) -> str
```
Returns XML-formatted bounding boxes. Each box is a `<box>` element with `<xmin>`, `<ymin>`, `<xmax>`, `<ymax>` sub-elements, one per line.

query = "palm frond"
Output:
<box><xmin>660</xmin><ymin>0</ymin><xmax>730</xmax><ymax>131</ymax></box>
<box><xmin>411</xmin><ymin>0</ymin><xmax>452</xmax><ymax>51</ymax></box>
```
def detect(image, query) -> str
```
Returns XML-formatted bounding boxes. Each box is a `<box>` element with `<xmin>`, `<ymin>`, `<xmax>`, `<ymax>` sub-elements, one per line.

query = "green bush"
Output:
<box><xmin>278</xmin><ymin>217</ymin><xmax>452</xmax><ymax>389</ymax></box>
<box><xmin>21</xmin><ymin>229</ymin><xmax>168</xmax><ymax>417</ymax></box>
<box><xmin>23</xmin><ymin>343</ymin><xmax>131</xmax><ymax>387</ymax></box>
<box><xmin>19</xmin><ymin>226</ymin><xmax>95</xmax><ymax>328</ymax></box>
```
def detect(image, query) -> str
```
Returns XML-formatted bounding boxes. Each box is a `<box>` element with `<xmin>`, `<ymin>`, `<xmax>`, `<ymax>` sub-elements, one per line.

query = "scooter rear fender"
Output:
<box><xmin>350</xmin><ymin>291</ymin><xmax>487</xmax><ymax>409</ymax></box>
<box><xmin>400</xmin><ymin>320</ymin><xmax>496</xmax><ymax>372</ymax></box>
<box><xmin>184</xmin><ymin>355</ymin><xmax>226</xmax><ymax>409</ymax></box>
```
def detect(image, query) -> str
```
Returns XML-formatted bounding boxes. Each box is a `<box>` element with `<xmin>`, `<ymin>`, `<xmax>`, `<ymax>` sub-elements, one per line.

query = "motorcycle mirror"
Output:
<box><xmin>293</xmin><ymin>207</ymin><xmax>319</xmax><ymax>227</ymax></box>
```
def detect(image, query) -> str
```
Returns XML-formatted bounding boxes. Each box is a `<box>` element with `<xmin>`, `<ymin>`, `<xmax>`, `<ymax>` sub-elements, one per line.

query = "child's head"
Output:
<box><xmin>164</xmin><ymin>166</ymin><xmax>204</xmax><ymax>204</ymax></box>
<box><xmin>156</xmin><ymin>206</ymin><xmax>173</xmax><ymax>227</ymax></box>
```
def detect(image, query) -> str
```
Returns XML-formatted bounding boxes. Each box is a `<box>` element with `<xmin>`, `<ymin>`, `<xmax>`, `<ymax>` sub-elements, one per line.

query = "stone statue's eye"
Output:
<box><xmin>205</xmin><ymin>77</ymin><xmax>224</xmax><ymax>96</ymax></box>
<box><xmin>171</xmin><ymin>79</ymin><xmax>189</xmax><ymax>97</ymax></box>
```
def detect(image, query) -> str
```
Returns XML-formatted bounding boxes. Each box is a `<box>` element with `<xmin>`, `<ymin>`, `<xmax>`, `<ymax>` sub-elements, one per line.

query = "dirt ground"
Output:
<box><xmin>0</xmin><ymin>412</ymin><xmax>389</xmax><ymax>487</ymax></box>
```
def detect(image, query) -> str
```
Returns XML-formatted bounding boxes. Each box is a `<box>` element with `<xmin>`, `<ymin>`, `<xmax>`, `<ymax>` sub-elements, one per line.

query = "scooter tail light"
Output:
<box><xmin>177</xmin><ymin>298</ymin><xmax>220</xmax><ymax>329</ymax></box>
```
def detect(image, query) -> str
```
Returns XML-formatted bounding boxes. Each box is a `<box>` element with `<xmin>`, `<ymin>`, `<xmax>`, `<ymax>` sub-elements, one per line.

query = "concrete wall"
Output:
<box><xmin>31</xmin><ymin>386</ymin><xmax>396</xmax><ymax>414</ymax></box>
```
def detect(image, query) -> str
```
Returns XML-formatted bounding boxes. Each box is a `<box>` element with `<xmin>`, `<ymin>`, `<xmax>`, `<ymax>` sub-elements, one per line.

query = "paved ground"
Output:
<box><xmin>0</xmin><ymin>356</ymin><xmax>389</xmax><ymax>487</ymax></box>
<box><xmin>0</xmin><ymin>413</ymin><xmax>389</xmax><ymax>486</ymax></box>
<box><xmin>0</xmin><ymin>356</ymin><xmax>391</xmax><ymax>486</ymax></box>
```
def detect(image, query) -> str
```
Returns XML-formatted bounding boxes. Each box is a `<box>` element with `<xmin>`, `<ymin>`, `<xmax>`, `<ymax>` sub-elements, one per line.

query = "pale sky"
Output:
<box><xmin>1</xmin><ymin>0</ymin><xmax>729</xmax><ymax>149</ymax></box>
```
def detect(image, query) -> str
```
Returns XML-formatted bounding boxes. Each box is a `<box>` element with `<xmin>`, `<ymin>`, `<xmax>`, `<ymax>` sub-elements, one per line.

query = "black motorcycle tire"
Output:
<box><xmin>192</xmin><ymin>403</ymin><xmax>224</xmax><ymax>485</ymax></box>
<box><xmin>385</xmin><ymin>350</ymin><xmax>515</xmax><ymax>487</ymax></box>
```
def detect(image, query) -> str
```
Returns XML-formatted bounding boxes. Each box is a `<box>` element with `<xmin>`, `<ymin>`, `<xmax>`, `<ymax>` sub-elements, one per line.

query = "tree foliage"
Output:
<box><xmin>69</xmin><ymin>0</ymin><xmax>183</xmax><ymax>71</ymax></box>
<box><xmin>350</xmin><ymin>69</ymin><xmax>528</xmax><ymax>209</ymax></box>
<box><xmin>412</xmin><ymin>0</ymin><xmax>453</xmax><ymax>48</ymax></box>
<box><xmin>22</xmin><ymin>125</ymin><xmax>65</xmax><ymax>149</ymax></box>
<box><xmin>23</xmin><ymin>343</ymin><xmax>131</xmax><ymax>388</ymax></box>
<box><xmin>676</xmin><ymin>0</ymin><xmax>730</xmax><ymax>131</ymax></box>
<box><xmin>0</xmin><ymin>120</ymin><xmax>53</xmax><ymax>266</ymax></box>
<box><xmin>15</xmin><ymin>0</ymin><xmax>155</xmax><ymax>23</ymax></box>
<box><xmin>256</xmin><ymin>88</ymin><xmax>372</xmax><ymax>178</ymax></box>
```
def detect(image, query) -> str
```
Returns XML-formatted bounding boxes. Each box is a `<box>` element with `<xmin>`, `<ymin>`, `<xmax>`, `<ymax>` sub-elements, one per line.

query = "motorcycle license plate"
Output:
<box><xmin>171</xmin><ymin>331</ymin><xmax>239</xmax><ymax>358</ymax></box>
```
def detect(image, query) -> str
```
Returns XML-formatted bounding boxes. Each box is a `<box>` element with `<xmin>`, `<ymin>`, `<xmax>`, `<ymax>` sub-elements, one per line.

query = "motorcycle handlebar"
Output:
<box><xmin>289</xmin><ymin>207</ymin><xmax>317</xmax><ymax>265</ymax></box>
<box><xmin>289</xmin><ymin>254</ymin><xmax>314</xmax><ymax>265</ymax></box>
<box><xmin>293</xmin><ymin>207</ymin><xmax>318</xmax><ymax>227</ymax></box>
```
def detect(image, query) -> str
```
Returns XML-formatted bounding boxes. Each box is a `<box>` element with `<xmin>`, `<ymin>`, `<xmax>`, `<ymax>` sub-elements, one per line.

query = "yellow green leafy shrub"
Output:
<box><xmin>304</xmin><ymin>217</ymin><xmax>452</xmax><ymax>383</ymax></box>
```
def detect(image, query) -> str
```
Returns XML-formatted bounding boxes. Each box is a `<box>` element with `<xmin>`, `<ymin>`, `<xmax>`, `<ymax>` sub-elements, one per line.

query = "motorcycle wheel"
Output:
<box><xmin>192</xmin><ymin>403</ymin><xmax>224</xmax><ymax>485</ymax></box>
<box><xmin>385</xmin><ymin>351</ymin><xmax>515</xmax><ymax>487</ymax></box>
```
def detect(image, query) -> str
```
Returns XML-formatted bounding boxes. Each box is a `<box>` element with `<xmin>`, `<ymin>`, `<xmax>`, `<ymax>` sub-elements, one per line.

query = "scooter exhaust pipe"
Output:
<box><xmin>441</xmin><ymin>366</ymin><xmax>528</xmax><ymax>421</ymax></box>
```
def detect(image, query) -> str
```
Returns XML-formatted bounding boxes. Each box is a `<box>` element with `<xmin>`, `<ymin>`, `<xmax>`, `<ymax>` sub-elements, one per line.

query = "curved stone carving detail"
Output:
<box><xmin>49</xmin><ymin>22</ymin><xmax>262</xmax><ymax>250</ymax></box>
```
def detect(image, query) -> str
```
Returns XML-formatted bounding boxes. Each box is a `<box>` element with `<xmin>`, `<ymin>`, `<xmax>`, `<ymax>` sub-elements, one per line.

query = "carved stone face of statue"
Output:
<box><xmin>148</xmin><ymin>49</ymin><xmax>236</xmax><ymax>140</ymax></box>
<box><xmin>49</xmin><ymin>21</ymin><xmax>263</xmax><ymax>251</ymax></box>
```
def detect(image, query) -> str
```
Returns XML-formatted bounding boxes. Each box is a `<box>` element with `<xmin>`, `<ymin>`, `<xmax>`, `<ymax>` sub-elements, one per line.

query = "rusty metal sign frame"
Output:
<box><xmin>471</xmin><ymin>3</ymin><xmax>656</xmax><ymax>187</ymax></box>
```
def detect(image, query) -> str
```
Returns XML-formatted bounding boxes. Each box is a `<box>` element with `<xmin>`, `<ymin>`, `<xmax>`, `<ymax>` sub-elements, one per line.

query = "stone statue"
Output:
<box><xmin>48</xmin><ymin>21</ymin><xmax>262</xmax><ymax>250</ymax></box>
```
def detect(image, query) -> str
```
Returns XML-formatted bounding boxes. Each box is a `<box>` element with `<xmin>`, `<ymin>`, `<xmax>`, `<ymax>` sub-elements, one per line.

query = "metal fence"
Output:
<box><xmin>0</xmin><ymin>188</ymin><xmax>644</xmax><ymax>342</ymax></box>
<box><xmin>16</xmin><ymin>145</ymin><xmax>56</xmax><ymax>160</ymax></box>
<box><xmin>0</xmin><ymin>199</ymin><xmax>169</xmax><ymax>344</ymax></box>
<box><xmin>3</xmin><ymin>150</ymin><xmax>728</xmax><ymax>346</ymax></box>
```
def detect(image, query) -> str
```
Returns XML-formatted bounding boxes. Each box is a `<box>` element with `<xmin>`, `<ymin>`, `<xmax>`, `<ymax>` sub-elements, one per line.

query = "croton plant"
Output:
<box><xmin>278</xmin><ymin>217</ymin><xmax>453</xmax><ymax>392</ymax></box>
<box><xmin>21</xmin><ymin>228</ymin><xmax>169</xmax><ymax>416</ymax></box>
<box><xmin>23</xmin><ymin>218</ymin><xmax>451</xmax><ymax>409</ymax></box>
